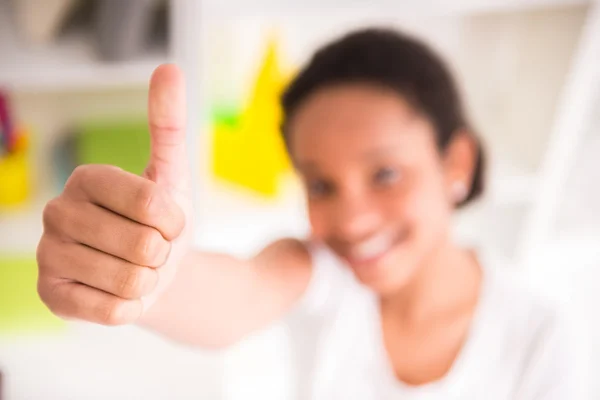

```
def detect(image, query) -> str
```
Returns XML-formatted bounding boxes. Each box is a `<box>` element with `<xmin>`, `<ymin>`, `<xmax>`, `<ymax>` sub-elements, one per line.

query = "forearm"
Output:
<box><xmin>137</xmin><ymin>241</ymin><xmax>311</xmax><ymax>348</ymax></box>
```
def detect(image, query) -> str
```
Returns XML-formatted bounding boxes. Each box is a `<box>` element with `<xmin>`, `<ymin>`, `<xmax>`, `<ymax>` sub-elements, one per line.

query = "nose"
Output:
<box><xmin>333</xmin><ymin>192</ymin><xmax>383</xmax><ymax>243</ymax></box>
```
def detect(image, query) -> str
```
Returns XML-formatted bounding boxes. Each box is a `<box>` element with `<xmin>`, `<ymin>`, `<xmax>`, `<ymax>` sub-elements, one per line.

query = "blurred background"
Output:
<box><xmin>1</xmin><ymin>0</ymin><xmax>599</xmax><ymax>398</ymax></box>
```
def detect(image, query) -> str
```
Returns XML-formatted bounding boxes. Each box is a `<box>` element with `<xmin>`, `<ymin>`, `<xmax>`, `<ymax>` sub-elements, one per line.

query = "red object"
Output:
<box><xmin>0</xmin><ymin>90</ymin><xmax>15</xmax><ymax>152</ymax></box>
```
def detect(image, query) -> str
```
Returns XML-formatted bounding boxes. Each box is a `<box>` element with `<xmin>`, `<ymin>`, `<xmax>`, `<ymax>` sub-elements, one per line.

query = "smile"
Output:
<box><xmin>343</xmin><ymin>229</ymin><xmax>408</xmax><ymax>267</ymax></box>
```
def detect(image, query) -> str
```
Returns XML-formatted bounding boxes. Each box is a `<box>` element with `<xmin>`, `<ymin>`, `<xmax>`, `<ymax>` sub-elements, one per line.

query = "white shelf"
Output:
<box><xmin>0</xmin><ymin>37</ymin><xmax>168</xmax><ymax>92</ymax></box>
<box><xmin>0</xmin><ymin>52</ymin><xmax>168</xmax><ymax>92</ymax></box>
<box><xmin>0</xmin><ymin>0</ymin><xmax>588</xmax><ymax>91</ymax></box>
<box><xmin>200</xmin><ymin>0</ymin><xmax>590</xmax><ymax>17</ymax></box>
<box><xmin>0</xmin><ymin>1</ymin><xmax>168</xmax><ymax>92</ymax></box>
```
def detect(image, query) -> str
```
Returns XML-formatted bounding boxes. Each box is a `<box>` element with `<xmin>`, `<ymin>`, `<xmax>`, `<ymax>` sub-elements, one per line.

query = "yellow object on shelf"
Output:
<box><xmin>0</xmin><ymin>127</ymin><xmax>31</xmax><ymax>209</ymax></box>
<box><xmin>211</xmin><ymin>35</ymin><xmax>293</xmax><ymax>198</ymax></box>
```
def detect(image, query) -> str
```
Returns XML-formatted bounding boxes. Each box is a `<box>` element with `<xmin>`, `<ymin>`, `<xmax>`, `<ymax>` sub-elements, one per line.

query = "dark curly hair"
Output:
<box><xmin>281</xmin><ymin>28</ymin><xmax>485</xmax><ymax>207</ymax></box>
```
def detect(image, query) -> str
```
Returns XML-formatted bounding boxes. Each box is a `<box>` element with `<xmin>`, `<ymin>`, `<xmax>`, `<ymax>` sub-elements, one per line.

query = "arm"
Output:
<box><xmin>36</xmin><ymin>64</ymin><xmax>312</xmax><ymax>349</ymax></box>
<box><xmin>138</xmin><ymin>239</ymin><xmax>312</xmax><ymax>348</ymax></box>
<box><xmin>37</xmin><ymin>165</ymin><xmax>312</xmax><ymax>348</ymax></box>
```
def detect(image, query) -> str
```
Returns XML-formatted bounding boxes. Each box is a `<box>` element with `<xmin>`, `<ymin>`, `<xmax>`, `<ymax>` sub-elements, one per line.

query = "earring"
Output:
<box><xmin>451</xmin><ymin>181</ymin><xmax>468</xmax><ymax>203</ymax></box>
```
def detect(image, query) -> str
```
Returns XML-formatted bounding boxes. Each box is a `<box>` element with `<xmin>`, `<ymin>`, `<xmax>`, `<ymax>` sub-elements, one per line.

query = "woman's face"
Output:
<box><xmin>289</xmin><ymin>84</ymin><xmax>471</xmax><ymax>295</ymax></box>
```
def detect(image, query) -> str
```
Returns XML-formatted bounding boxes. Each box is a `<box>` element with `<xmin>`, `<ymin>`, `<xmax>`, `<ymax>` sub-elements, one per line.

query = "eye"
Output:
<box><xmin>373</xmin><ymin>167</ymin><xmax>400</xmax><ymax>186</ymax></box>
<box><xmin>307</xmin><ymin>179</ymin><xmax>334</xmax><ymax>199</ymax></box>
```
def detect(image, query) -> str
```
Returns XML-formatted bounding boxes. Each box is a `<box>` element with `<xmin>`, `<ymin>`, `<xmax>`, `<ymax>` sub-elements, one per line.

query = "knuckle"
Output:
<box><xmin>37</xmin><ymin>278</ymin><xmax>65</xmax><ymax>317</ymax></box>
<box><xmin>36</xmin><ymin>238</ymin><xmax>60</xmax><ymax>282</ymax></box>
<box><xmin>36</xmin><ymin>237</ymin><xmax>50</xmax><ymax>273</ymax></box>
<box><xmin>42</xmin><ymin>198</ymin><xmax>62</xmax><ymax>231</ymax></box>
<box><xmin>66</xmin><ymin>165</ymin><xmax>90</xmax><ymax>189</ymax></box>
<box><xmin>134</xmin><ymin>228</ymin><xmax>164</xmax><ymax>266</ymax></box>
<box><xmin>36</xmin><ymin>276</ymin><xmax>53</xmax><ymax>307</ymax></box>
<box><xmin>116</xmin><ymin>267</ymin><xmax>154</xmax><ymax>299</ymax></box>
<box><xmin>36</xmin><ymin>237</ymin><xmax>66</xmax><ymax>280</ymax></box>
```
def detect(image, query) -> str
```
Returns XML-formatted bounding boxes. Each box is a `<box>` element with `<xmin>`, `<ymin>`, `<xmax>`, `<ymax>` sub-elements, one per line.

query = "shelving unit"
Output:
<box><xmin>0</xmin><ymin>43</ymin><xmax>167</xmax><ymax>92</ymax></box>
<box><xmin>0</xmin><ymin>0</ymin><xmax>170</xmax><ymax>92</ymax></box>
<box><xmin>198</xmin><ymin>0</ymin><xmax>589</xmax><ymax>17</ymax></box>
<box><xmin>0</xmin><ymin>0</ymin><xmax>178</xmax><ymax>254</ymax></box>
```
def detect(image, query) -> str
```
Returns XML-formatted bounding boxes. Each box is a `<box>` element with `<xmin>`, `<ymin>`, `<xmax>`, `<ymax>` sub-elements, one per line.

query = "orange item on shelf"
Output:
<box><xmin>0</xmin><ymin>127</ymin><xmax>31</xmax><ymax>208</ymax></box>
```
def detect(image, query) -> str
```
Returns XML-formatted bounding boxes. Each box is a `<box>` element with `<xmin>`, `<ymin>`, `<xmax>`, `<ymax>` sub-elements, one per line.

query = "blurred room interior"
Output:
<box><xmin>1</xmin><ymin>0</ymin><xmax>599</xmax><ymax>398</ymax></box>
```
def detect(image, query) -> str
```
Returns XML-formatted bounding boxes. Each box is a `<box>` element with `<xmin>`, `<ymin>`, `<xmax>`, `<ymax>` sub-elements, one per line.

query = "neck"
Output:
<box><xmin>380</xmin><ymin>241</ymin><xmax>481</xmax><ymax>328</ymax></box>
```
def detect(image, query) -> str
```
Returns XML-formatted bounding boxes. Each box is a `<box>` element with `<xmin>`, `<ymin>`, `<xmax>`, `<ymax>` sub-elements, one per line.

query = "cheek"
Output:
<box><xmin>402</xmin><ymin>172</ymin><xmax>453</xmax><ymax>234</ymax></box>
<box><xmin>380</xmin><ymin>186</ymin><xmax>411</xmax><ymax>223</ymax></box>
<box><xmin>307</xmin><ymin>203</ymin><xmax>329</xmax><ymax>240</ymax></box>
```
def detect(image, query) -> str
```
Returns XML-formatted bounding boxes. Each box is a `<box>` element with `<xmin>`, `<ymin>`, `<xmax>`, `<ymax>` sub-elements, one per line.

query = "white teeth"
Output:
<box><xmin>351</xmin><ymin>234</ymin><xmax>394</xmax><ymax>261</ymax></box>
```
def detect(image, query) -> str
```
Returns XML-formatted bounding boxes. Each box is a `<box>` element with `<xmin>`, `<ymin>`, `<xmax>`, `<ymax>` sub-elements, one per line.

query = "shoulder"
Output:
<box><xmin>260</xmin><ymin>237</ymin><xmax>311</xmax><ymax>257</ymax></box>
<box><xmin>254</xmin><ymin>238</ymin><xmax>312</xmax><ymax>270</ymax></box>
<box><xmin>283</xmin><ymin>242</ymin><xmax>359</xmax><ymax>318</ymax></box>
<box><xmin>255</xmin><ymin>239</ymin><xmax>347</xmax><ymax>277</ymax></box>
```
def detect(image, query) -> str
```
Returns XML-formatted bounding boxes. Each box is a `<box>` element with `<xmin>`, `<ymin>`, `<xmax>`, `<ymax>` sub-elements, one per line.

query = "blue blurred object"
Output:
<box><xmin>52</xmin><ymin>130</ymin><xmax>78</xmax><ymax>192</ymax></box>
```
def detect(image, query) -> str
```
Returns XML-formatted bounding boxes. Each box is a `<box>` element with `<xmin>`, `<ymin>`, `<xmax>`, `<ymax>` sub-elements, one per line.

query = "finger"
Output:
<box><xmin>38</xmin><ymin>236</ymin><xmax>158</xmax><ymax>300</ymax></box>
<box><xmin>64</xmin><ymin>164</ymin><xmax>185</xmax><ymax>241</ymax></box>
<box><xmin>38</xmin><ymin>278</ymin><xmax>142</xmax><ymax>326</ymax></box>
<box><xmin>146</xmin><ymin>64</ymin><xmax>189</xmax><ymax>191</ymax></box>
<box><xmin>44</xmin><ymin>198</ymin><xmax>171</xmax><ymax>268</ymax></box>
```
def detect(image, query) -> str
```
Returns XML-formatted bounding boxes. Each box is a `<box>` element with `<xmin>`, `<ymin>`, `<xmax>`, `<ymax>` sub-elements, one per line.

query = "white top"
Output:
<box><xmin>284</xmin><ymin>245</ymin><xmax>584</xmax><ymax>400</ymax></box>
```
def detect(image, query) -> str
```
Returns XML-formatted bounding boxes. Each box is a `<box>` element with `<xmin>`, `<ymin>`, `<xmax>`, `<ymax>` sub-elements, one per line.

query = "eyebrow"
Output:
<box><xmin>363</xmin><ymin>144</ymin><xmax>403</xmax><ymax>159</ymax></box>
<box><xmin>296</xmin><ymin>143</ymin><xmax>404</xmax><ymax>172</ymax></box>
<box><xmin>295</xmin><ymin>161</ymin><xmax>320</xmax><ymax>173</ymax></box>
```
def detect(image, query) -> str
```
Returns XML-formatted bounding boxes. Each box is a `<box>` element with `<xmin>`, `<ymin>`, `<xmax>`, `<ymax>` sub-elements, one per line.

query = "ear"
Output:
<box><xmin>443</xmin><ymin>130</ymin><xmax>478</xmax><ymax>205</ymax></box>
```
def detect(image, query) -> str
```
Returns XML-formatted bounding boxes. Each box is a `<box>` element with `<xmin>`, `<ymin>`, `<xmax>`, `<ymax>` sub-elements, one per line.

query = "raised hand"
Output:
<box><xmin>37</xmin><ymin>64</ymin><xmax>194</xmax><ymax>325</ymax></box>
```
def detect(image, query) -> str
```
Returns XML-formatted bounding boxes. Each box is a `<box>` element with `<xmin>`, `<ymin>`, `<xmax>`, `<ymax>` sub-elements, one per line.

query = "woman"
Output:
<box><xmin>37</xmin><ymin>28</ymin><xmax>580</xmax><ymax>399</ymax></box>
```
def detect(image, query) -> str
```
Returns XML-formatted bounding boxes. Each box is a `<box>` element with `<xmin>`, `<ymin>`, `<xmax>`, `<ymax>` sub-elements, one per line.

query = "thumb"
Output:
<box><xmin>145</xmin><ymin>64</ymin><xmax>189</xmax><ymax>192</ymax></box>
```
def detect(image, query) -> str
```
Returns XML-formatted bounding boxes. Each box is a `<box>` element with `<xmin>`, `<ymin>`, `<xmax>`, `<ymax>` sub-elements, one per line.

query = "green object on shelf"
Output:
<box><xmin>212</xmin><ymin>105</ymin><xmax>241</xmax><ymax>130</ymax></box>
<box><xmin>0</xmin><ymin>254</ymin><xmax>65</xmax><ymax>333</ymax></box>
<box><xmin>75</xmin><ymin>119</ymin><xmax>150</xmax><ymax>175</ymax></box>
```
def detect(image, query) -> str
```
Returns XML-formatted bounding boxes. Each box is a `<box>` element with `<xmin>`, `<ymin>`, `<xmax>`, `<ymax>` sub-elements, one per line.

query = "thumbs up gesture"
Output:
<box><xmin>37</xmin><ymin>65</ymin><xmax>193</xmax><ymax>325</ymax></box>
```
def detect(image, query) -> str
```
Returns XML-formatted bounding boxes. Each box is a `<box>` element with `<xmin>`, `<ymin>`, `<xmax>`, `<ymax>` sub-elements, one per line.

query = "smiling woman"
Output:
<box><xmin>285</xmin><ymin>84</ymin><xmax>473</xmax><ymax>295</ymax></box>
<box><xmin>276</xmin><ymin>29</ymin><xmax>580</xmax><ymax>398</ymax></box>
<box><xmin>281</xmin><ymin>29</ymin><xmax>482</xmax><ymax>300</ymax></box>
<box><xmin>36</xmin><ymin>28</ymin><xmax>583</xmax><ymax>400</ymax></box>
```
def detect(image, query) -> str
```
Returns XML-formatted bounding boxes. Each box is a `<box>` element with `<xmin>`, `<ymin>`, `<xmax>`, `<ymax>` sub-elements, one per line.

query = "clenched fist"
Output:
<box><xmin>37</xmin><ymin>65</ymin><xmax>193</xmax><ymax>325</ymax></box>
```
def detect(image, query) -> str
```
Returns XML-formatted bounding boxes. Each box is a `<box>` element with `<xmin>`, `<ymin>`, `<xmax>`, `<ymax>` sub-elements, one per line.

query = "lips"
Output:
<box><xmin>340</xmin><ymin>229</ymin><xmax>408</xmax><ymax>267</ymax></box>
<box><xmin>350</xmin><ymin>234</ymin><xmax>394</xmax><ymax>261</ymax></box>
